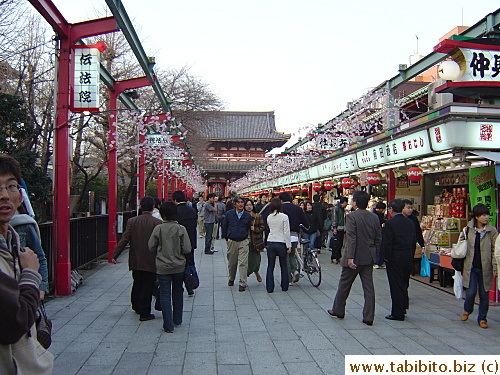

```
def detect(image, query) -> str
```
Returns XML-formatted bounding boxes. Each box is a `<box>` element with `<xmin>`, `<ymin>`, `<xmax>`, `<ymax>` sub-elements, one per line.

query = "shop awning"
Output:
<box><xmin>468</xmin><ymin>151</ymin><xmax>500</xmax><ymax>163</ymax></box>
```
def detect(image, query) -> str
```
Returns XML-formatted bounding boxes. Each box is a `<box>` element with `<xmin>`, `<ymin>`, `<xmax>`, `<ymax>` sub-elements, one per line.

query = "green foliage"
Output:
<box><xmin>0</xmin><ymin>93</ymin><xmax>52</xmax><ymax>219</ymax></box>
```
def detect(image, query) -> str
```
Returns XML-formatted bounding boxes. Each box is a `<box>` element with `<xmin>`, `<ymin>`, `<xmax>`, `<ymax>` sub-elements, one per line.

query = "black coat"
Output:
<box><xmin>381</xmin><ymin>213</ymin><xmax>416</xmax><ymax>262</ymax></box>
<box><xmin>304</xmin><ymin>209</ymin><xmax>320</xmax><ymax>234</ymax></box>
<box><xmin>177</xmin><ymin>203</ymin><xmax>197</xmax><ymax>251</ymax></box>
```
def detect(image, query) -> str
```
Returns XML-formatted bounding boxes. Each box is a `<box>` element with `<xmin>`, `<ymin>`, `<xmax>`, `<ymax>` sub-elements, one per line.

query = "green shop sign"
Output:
<box><xmin>469</xmin><ymin>167</ymin><xmax>497</xmax><ymax>227</ymax></box>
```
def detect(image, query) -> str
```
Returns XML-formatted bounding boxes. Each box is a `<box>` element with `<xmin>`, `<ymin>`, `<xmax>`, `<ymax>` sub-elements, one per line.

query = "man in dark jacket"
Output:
<box><xmin>172</xmin><ymin>190</ymin><xmax>197</xmax><ymax>295</ymax></box>
<box><xmin>327</xmin><ymin>191</ymin><xmax>381</xmax><ymax>326</ymax></box>
<box><xmin>381</xmin><ymin>198</ymin><xmax>417</xmax><ymax>321</ymax></box>
<box><xmin>221</xmin><ymin>196</ymin><xmax>252</xmax><ymax>291</ymax></box>
<box><xmin>278</xmin><ymin>192</ymin><xmax>309</xmax><ymax>283</ymax></box>
<box><xmin>113</xmin><ymin>196</ymin><xmax>161</xmax><ymax>321</ymax></box>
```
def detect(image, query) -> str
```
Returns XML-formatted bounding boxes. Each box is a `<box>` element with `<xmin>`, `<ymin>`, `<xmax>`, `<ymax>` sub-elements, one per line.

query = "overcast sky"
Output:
<box><xmin>52</xmin><ymin>0</ymin><xmax>498</xmax><ymax>149</ymax></box>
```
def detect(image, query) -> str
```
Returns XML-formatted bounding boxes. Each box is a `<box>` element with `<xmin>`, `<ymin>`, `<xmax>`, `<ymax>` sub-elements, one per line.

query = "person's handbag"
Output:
<box><xmin>36</xmin><ymin>300</ymin><xmax>52</xmax><ymax>349</ymax></box>
<box><xmin>420</xmin><ymin>253</ymin><xmax>431</xmax><ymax>277</ymax></box>
<box><xmin>451</xmin><ymin>257</ymin><xmax>464</xmax><ymax>272</ymax></box>
<box><xmin>251</xmin><ymin>217</ymin><xmax>265</xmax><ymax>251</ymax></box>
<box><xmin>184</xmin><ymin>264</ymin><xmax>200</xmax><ymax>290</ymax></box>
<box><xmin>451</xmin><ymin>227</ymin><xmax>469</xmax><ymax>259</ymax></box>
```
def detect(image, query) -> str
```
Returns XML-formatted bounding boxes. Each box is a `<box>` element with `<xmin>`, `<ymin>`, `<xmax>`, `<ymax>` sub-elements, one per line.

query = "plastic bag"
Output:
<box><xmin>420</xmin><ymin>253</ymin><xmax>430</xmax><ymax>277</ymax></box>
<box><xmin>453</xmin><ymin>271</ymin><xmax>463</xmax><ymax>299</ymax></box>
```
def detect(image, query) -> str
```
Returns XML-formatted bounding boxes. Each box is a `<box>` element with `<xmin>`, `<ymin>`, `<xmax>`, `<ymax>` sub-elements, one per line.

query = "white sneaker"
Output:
<box><xmin>293</xmin><ymin>271</ymin><xmax>300</xmax><ymax>283</ymax></box>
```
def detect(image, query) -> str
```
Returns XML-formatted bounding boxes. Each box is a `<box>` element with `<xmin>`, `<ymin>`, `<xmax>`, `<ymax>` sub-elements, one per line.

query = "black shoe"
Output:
<box><xmin>205</xmin><ymin>251</ymin><xmax>215</xmax><ymax>254</ymax></box>
<box><xmin>327</xmin><ymin>310</ymin><xmax>344</xmax><ymax>319</ymax></box>
<box><xmin>385</xmin><ymin>315</ymin><xmax>404</xmax><ymax>321</ymax></box>
<box><xmin>228</xmin><ymin>280</ymin><xmax>234</xmax><ymax>286</ymax></box>
<box><xmin>187</xmin><ymin>289</ymin><xmax>194</xmax><ymax>296</ymax></box>
<box><xmin>238</xmin><ymin>285</ymin><xmax>246</xmax><ymax>292</ymax></box>
<box><xmin>362</xmin><ymin>320</ymin><xmax>373</xmax><ymax>326</ymax></box>
<box><xmin>139</xmin><ymin>314</ymin><xmax>155</xmax><ymax>321</ymax></box>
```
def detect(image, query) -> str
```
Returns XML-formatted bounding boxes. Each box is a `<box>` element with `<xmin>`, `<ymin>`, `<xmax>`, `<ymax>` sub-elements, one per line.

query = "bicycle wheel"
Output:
<box><xmin>306</xmin><ymin>253</ymin><xmax>321</xmax><ymax>287</ymax></box>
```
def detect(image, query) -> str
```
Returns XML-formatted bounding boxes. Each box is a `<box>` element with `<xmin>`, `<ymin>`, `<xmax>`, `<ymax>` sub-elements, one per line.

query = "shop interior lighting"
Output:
<box><xmin>412</xmin><ymin>153</ymin><xmax>453</xmax><ymax>164</ymax></box>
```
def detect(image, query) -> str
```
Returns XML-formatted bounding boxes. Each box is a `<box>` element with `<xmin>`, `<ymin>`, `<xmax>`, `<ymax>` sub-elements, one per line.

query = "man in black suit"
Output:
<box><xmin>327</xmin><ymin>190</ymin><xmax>381</xmax><ymax>326</ymax></box>
<box><xmin>172</xmin><ymin>191</ymin><xmax>197</xmax><ymax>295</ymax></box>
<box><xmin>382</xmin><ymin>198</ymin><xmax>416</xmax><ymax>321</ymax></box>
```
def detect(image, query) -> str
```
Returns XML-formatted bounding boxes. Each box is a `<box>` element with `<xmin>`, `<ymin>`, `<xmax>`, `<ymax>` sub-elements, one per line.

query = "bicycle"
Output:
<box><xmin>295</xmin><ymin>236</ymin><xmax>322</xmax><ymax>287</ymax></box>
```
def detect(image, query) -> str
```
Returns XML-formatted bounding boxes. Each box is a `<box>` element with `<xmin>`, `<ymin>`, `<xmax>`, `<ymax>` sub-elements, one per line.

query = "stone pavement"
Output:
<box><xmin>46</xmin><ymin>238</ymin><xmax>500</xmax><ymax>375</ymax></box>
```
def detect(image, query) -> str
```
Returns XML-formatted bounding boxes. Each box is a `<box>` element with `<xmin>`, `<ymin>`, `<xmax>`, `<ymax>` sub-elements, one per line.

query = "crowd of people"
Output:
<box><xmin>1</xmin><ymin>153</ymin><xmax>499</xmax><ymax>372</ymax></box>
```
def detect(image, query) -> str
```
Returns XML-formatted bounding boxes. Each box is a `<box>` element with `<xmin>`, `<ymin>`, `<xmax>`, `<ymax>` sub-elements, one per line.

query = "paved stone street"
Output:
<box><xmin>46</xmin><ymin>238</ymin><xmax>500</xmax><ymax>375</ymax></box>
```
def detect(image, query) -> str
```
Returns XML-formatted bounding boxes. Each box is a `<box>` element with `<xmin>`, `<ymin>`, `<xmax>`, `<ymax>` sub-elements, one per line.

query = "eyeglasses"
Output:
<box><xmin>0</xmin><ymin>183</ymin><xmax>21</xmax><ymax>193</ymax></box>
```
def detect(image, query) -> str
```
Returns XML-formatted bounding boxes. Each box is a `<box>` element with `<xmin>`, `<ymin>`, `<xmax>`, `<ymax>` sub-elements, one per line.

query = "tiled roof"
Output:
<box><xmin>183</xmin><ymin>111</ymin><xmax>290</xmax><ymax>141</ymax></box>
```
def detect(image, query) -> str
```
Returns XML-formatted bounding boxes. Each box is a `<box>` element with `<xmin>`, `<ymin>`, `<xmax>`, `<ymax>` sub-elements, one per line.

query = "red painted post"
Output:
<box><xmin>107</xmin><ymin>89</ymin><xmax>119</xmax><ymax>263</ymax></box>
<box><xmin>157</xmin><ymin>158</ymin><xmax>163</xmax><ymax>199</ymax></box>
<box><xmin>138</xmin><ymin>128</ymin><xmax>145</xmax><ymax>199</ymax></box>
<box><xmin>53</xmin><ymin>36</ymin><xmax>72</xmax><ymax>296</ymax></box>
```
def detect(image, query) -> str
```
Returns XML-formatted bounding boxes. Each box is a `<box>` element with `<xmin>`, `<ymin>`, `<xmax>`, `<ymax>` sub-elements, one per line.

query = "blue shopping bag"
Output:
<box><xmin>420</xmin><ymin>253</ymin><xmax>431</xmax><ymax>277</ymax></box>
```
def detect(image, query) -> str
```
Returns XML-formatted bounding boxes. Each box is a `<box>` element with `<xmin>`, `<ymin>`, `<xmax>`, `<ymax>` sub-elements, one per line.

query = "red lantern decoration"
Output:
<box><xmin>291</xmin><ymin>186</ymin><xmax>300</xmax><ymax>194</ymax></box>
<box><xmin>323</xmin><ymin>180</ymin><xmax>334</xmax><ymax>191</ymax></box>
<box><xmin>312</xmin><ymin>182</ymin><xmax>322</xmax><ymax>192</ymax></box>
<box><xmin>367</xmin><ymin>173</ymin><xmax>380</xmax><ymax>185</ymax></box>
<box><xmin>285</xmin><ymin>187</ymin><xmax>292</xmax><ymax>193</ymax></box>
<box><xmin>407</xmin><ymin>167</ymin><xmax>424</xmax><ymax>182</ymax></box>
<box><xmin>301</xmin><ymin>185</ymin><xmax>309</xmax><ymax>193</ymax></box>
<box><xmin>341</xmin><ymin>178</ymin><xmax>354</xmax><ymax>189</ymax></box>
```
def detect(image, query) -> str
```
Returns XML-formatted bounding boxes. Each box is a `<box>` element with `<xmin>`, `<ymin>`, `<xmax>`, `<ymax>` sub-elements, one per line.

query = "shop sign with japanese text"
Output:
<box><xmin>458</xmin><ymin>48</ymin><xmax>500</xmax><ymax>83</ymax></box>
<box><xmin>71</xmin><ymin>45</ymin><xmax>103</xmax><ymax>112</ymax></box>
<box><xmin>146</xmin><ymin>133</ymin><xmax>171</xmax><ymax>147</ymax></box>
<box><xmin>318</xmin><ymin>154</ymin><xmax>358</xmax><ymax>177</ymax></box>
<box><xmin>469</xmin><ymin>167</ymin><xmax>497</xmax><ymax>227</ymax></box>
<box><xmin>429</xmin><ymin>120</ymin><xmax>500</xmax><ymax>151</ymax></box>
<box><xmin>356</xmin><ymin>130</ymin><xmax>432</xmax><ymax>168</ymax></box>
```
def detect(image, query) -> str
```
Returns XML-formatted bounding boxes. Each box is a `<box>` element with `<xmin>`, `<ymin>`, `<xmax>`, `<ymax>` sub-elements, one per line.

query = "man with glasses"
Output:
<box><xmin>221</xmin><ymin>196</ymin><xmax>252</xmax><ymax>291</ymax></box>
<box><xmin>0</xmin><ymin>155</ymin><xmax>54</xmax><ymax>373</ymax></box>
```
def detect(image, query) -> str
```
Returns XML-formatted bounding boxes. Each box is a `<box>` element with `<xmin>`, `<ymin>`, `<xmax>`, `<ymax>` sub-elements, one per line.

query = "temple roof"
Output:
<box><xmin>182</xmin><ymin>111</ymin><xmax>290</xmax><ymax>142</ymax></box>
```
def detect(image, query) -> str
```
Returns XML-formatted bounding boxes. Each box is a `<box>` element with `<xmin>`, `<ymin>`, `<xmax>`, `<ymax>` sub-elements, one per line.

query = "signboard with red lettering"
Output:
<box><xmin>429</xmin><ymin>120</ymin><xmax>500</xmax><ymax>151</ymax></box>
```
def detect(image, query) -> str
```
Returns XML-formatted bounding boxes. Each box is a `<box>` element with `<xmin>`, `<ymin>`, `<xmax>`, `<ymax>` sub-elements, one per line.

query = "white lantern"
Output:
<box><xmin>438</xmin><ymin>60</ymin><xmax>461</xmax><ymax>81</ymax></box>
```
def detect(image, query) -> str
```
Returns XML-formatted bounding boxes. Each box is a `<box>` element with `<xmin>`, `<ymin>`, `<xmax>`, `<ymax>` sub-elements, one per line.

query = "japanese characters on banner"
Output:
<box><xmin>356</xmin><ymin>130</ymin><xmax>432</xmax><ymax>168</ymax></box>
<box><xmin>469</xmin><ymin>167</ymin><xmax>497</xmax><ymax>227</ymax></box>
<box><xmin>319</xmin><ymin>154</ymin><xmax>358</xmax><ymax>176</ymax></box>
<box><xmin>429</xmin><ymin>120</ymin><xmax>500</xmax><ymax>151</ymax></box>
<box><xmin>458</xmin><ymin>48</ymin><xmax>500</xmax><ymax>82</ymax></box>
<box><xmin>71</xmin><ymin>43</ymin><xmax>106</xmax><ymax>112</ymax></box>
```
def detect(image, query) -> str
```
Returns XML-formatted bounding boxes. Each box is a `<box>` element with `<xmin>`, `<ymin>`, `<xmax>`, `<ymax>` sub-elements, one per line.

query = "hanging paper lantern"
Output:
<box><xmin>312</xmin><ymin>182</ymin><xmax>322</xmax><ymax>192</ymax></box>
<box><xmin>285</xmin><ymin>187</ymin><xmax>292</xmax><ymax>193</ymax></box>
<box><xmin>407</xmin><ymin>167</ymin><xmax>424</xmax><ymax>182</ymax></box>
<box><xmin>323</xmin><ymin>180</ymin><xmax>334</xmax><ymax>191</ymax></box>
<box><xmin>291</xmin><ymin>186</ymin><xmax>300</xmax><ymax>194</ymax></box>
<box><xmin>301</xmin><ymin>185</ymin><xmax>309</xmax><ymax>193</ymax></box>
<box><xmin>341</xmin><ymin>178</ymin><xmax>354</xmax><ymax>189</ymax></box>
<box><xmin>367</xmin><ymin>173</ymin><xmax>380</xmax><ymax>185</ymax></box>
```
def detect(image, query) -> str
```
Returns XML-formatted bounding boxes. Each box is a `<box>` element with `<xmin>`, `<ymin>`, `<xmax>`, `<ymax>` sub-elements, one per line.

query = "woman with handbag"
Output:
<box><xmin>148</xmin><ymin>202</ymin><xmax>192</xmax><ymax>333</ymax></box>
<box><xmin>460</xmin><ymin>204</ymin><xmax>498</xmax><ymax>329</ymax></box>
<box><xmin>245</xmin><ymin>199</ymin><xmax>265</xmax><ymax>282</ymax></box>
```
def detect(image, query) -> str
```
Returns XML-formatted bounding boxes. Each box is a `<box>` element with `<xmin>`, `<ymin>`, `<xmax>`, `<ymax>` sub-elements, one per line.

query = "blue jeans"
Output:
<box><xmin>302</xmin><ymin>232</ymin><xmax>317</xmax><ymax>250</ymax></box>
<box><xmin>266</xmin><ymin>242</ymin><xmax>289</xmax><ymax>292</ymax></box>
<box><xmin>204</xmin><ymin>222</ymin><xmax>214</xmax><ymax>252</ymax></box>
<box><xmin>158</xmin><ymin>272</ymin><xmax>184</xmax><ymax>332</ymax></box>
<box><xmin>464</xmin><ymin>267</ymin><xmax>489</xmax><ymax>322</ymax></box>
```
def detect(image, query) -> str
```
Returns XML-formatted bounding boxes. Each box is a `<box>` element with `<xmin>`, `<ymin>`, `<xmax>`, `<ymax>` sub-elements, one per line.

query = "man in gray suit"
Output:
<box><xmin>327</xmin><ymin>190</ymin><xmax>381</xmax><ymax>326</ymax></box>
